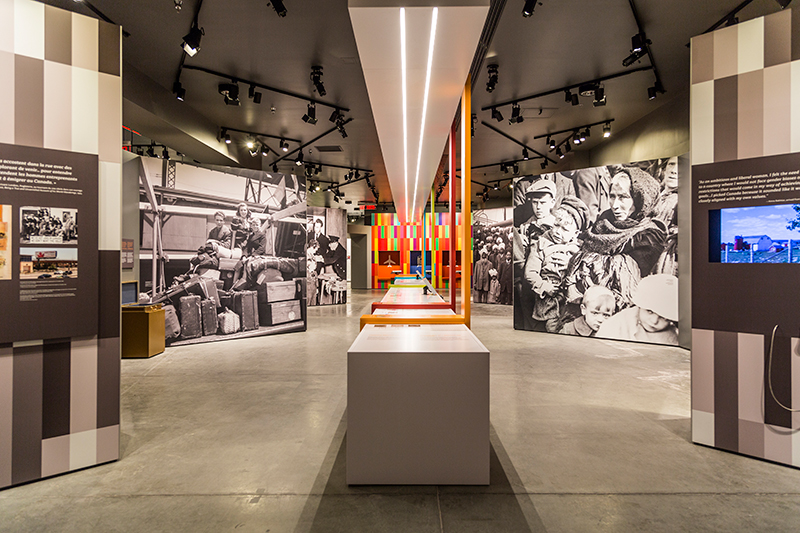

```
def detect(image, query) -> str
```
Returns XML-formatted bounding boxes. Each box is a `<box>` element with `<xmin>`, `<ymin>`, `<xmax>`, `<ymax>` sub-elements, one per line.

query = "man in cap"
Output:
<box><xmin>514</xmin><ymin>179</ymin><xmax>557</xmax><ymax>329</ymax></box>
<box><xmin>596</xmin><ymin>273</ymin><xmax>679</xmax><ymax>345</ymax></box>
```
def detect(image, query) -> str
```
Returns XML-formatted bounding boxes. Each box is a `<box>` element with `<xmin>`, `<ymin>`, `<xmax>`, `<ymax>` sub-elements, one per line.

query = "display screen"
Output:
<box><xmin>711</xmin><ymin>203</ymin><xmax>800</xmax><ymax>263</ymax></box>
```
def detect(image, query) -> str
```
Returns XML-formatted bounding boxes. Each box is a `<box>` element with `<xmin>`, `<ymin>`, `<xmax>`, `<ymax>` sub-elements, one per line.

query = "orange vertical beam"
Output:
<box><xmin>449</xmin><ymin>120</ymin><xmax>457</xmax><ymax>312</ymax></box>
<box><xmin>460</xmin><ymin>76</ymin><xmax>472</xmax><ymax>328</ymax></box>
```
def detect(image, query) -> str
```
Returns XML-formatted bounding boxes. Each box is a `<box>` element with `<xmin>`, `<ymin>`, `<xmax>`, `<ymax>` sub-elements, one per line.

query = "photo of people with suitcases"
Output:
<box><xmin>20</xmin><ymin>206</ymin><xmax>78</xmax><ymax>245</ymax></box>
<box><xmin>512</xmin><ymin>156</ymin><xmax>685</xmax><ymax>346</ymax></box>
<box><xmin>306</xmin><ymin>206</ymin><xmax>348</xmax><ymax>306</ymax></box>
<box><xmin>137</xmin><ymin>157</ymin><xmax>307</xmax><ymax>346</ymax></box>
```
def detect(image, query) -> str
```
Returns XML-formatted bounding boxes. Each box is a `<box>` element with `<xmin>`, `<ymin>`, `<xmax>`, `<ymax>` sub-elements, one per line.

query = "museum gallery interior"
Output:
<box><xmin>2</xmin><ymin>0</ymin><xmax>800</xmax><ymax>531</ymax></box>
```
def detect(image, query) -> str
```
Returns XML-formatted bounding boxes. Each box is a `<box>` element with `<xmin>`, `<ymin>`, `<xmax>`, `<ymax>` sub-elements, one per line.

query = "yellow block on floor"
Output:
<box><xmin>122</xmin><ymin>304</ymin><xmax>166</xmax><ymax>358</ymax></box>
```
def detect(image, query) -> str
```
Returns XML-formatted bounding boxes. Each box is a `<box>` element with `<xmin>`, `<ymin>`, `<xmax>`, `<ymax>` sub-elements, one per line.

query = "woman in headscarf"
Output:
<box><xmin>564</xmin><ymin>166</ymin><xmax>667</xmax><ymax>310</ymax></box>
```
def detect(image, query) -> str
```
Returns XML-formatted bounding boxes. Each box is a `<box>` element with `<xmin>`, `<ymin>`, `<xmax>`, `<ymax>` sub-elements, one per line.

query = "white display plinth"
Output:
<box><xmin>347</xmin><ymin>324</ymin><xmax>490</xmax><ymax>485</ymax></box>
<box><xmin>380</xmin><ymin>286</ymin><xmax>445</xmax><ymax>304</ymax></box>
<box><xmin>373</xmin><ymin>307</ymin><xmax>455</xmax><ymax>316</ymax></box>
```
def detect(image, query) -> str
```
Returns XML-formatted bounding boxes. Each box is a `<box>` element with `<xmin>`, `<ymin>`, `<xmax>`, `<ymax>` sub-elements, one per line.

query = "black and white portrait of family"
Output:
<box><xmin>306</xmin><ymin>206</ymin><xmax>347</xmax><ymax>306</ymax></box>
<box><xmin>513</xmin><ymin>156</ymin><xmax>685</xmax><ymax>346</ymax></box>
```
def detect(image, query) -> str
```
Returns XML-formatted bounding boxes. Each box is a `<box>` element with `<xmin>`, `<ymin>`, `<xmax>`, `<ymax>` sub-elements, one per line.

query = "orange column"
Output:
<box><xmin>460</xmin><ymin>76</ymin><xmax>472</xmax><ymax>328</ymax></box>
<box><xmin>449</xmin><ymin>121</ymin><xmax>457</xmax><ymax>312</ymax></box>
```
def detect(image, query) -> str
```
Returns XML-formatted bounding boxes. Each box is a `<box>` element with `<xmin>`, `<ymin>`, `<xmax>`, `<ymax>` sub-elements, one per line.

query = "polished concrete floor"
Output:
<box><xmin>2</xmin><ymin>289</ymin><xmax>800</xmax><ymax>532</ymax></box>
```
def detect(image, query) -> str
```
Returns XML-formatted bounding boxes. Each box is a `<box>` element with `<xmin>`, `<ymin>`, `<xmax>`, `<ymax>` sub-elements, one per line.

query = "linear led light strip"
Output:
<box><xmin>410</xmin><ymin>7</ymin><xmax>438</xmax><ymax>222</ymax></box>
<box><xmin>401</xmin><ymin>8</ymin><xmax>409</xmax><ymax>222</ymax></box>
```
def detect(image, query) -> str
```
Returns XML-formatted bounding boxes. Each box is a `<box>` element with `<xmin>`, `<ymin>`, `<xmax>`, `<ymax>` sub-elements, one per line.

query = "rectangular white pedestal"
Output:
<box><xmin>347</xmin><ymin>324</ymin><xmax>490</xmax><ymax>485</ymax></box>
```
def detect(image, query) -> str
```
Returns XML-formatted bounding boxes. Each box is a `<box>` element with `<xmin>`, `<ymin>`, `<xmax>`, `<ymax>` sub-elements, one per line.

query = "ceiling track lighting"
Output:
<box><xmin>623</xmin><ymin>33</ymin><xmax>650</xmax><ymax>67</ymax></box>
<box><xmin>181</xmin><ymin>25</ymin><xmax>203</xmax><ymax>57</ymax></box>
<box><xmin>579</xmin><ymin>130</ymin><xmax>587</xmax><ymax>142</ymax></box>
<box><xmin>603</xmin><ymin>122</ymin><xmax>612</xmax><ymax>138</ymax></box>
<box><xmin>248</xmin><ymin>84</ymin><xmax>262</xmax><ymax>104</ymax></box>
<box><xmin>491</xmin><ymin>107</ymin><xmax>504</xmax><ymax>123</ymax></box>
<box><xmin>146</xmin><ymin>144</ymin><xmax>156</xmax><ymax>158</ymax></box>
<box><xmin>508</xmin><ymin>103</ymin><xmax>523</xmax><ymax>124</ymax></box>
<box><xmin>269</xmin><ymin>0</ymin><xmax>287</xmax><ymax>17</ymax></box>
<box><xmin>573</xmin><ymin>132</ymin><xmax>581</xmax><ymax>145</ymax></box>
<box><xmin>172</xmin><ymin>80</ymin><xmax>186</xmax><ymax>102</ymax></box>
<box><xmin>295</xmin><ymin>151</ymin><xmax>304</xmax><ymax>166</ymax></box>
<box><xmin>272</xmin><ymin>163</ymin><xmax>279</xmax><ymax>173</ymax></box>
<box><xmin>512</xmin><ymin>163</ymin><xmax>520</xmax><ymax>174</ymax></box>
<box><xmin>648</xmin><ymin>80</ymin><xmax>665</xmax><ymax>100</ymax></box>
<box><xmin>280</xmin><ymin>139</ymin><xmax>289</xmax><ymax>152</ymax></box>
<box><xmin>220</xmin><ymin>128</ymin><xmax>232</xmax><ymax>144</ymax></box>
<box><xmin>162</xmin><ymin>147</ymin><xmax>170</xmax><ymax>160</ymax></box>
<box><xmin>486</xmin><ymin>64</ymin><xmax>499</xmax><ymax>93</ymax></box>
<box><xmin>593</xmin><ymin>86</ymin><xmax>606</xmax><ymax>107</ymax></box>
<box><xmin>174</xmin><ymin>0</ymin><xmax>182</xmax><ymax>11</ymax></box>
<box><xmin>556</xmin><ymin>147</ymin><xmax>564</xmax><ymax>159</ymax></box>
<box><xmin>219</xmin><ymin>82</ymin><xmax>240</xmax><ymax>106</ymax></box>
<box><xmin>548</xmin><ymin>137</ymin><xmax>555</xmax><ymax>150</ymax></box>
<box><xmin>302</xmin><ymin>102</ymin><xmax>318</xmax><ymax>125</ymax></box>
<box><xmin>310</xmin><ymin>66</ymin><xmax>326</xmax><ymax>97</ymax></box>
<box><xmin>522</xmin><ymin>0</ymin><xmax>538</xmax><ymax>17</ymax></box>
<box><xmin>522</xmin><ymin>148</ymin><xmax>529</xmax><ymax>161</ymax></box>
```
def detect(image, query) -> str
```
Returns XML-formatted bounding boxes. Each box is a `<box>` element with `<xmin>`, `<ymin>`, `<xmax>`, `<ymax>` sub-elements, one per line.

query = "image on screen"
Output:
<box><xmin>714</xmin><ymin>204</ymin><xmax>800</xmax><ymax>263</ymax></box>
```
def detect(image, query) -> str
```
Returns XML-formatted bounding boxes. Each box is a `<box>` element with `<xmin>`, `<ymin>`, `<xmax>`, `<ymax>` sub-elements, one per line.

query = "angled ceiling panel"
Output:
<box><xmin>349</xmin><ymin>0</ymin><xmax>489</xmax><ymax>223</ymax></box>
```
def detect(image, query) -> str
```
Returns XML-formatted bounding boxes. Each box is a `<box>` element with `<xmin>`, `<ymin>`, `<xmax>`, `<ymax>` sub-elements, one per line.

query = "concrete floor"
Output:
<box><xmin>2</xmin><ymin>289</ymin><xmax>800</xmax><ymax>532</ymax></box>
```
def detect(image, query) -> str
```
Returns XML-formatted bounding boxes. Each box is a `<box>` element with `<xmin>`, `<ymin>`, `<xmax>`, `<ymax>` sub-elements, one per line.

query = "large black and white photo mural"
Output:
<box><xmin>513</xmin><ymin>156</ymin><xmax>685</xmax><ymax>345</ymax></box>
<box><xmin>306</xmin><ymin>206</ymin><xmax>347</xmax><ymax>306</ymax></box>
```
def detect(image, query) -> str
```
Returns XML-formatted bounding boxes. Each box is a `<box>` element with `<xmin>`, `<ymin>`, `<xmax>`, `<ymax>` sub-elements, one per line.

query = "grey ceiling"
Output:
<box><xmin>44</xmin><ymin>0</ymin><xmax>789</xmax><ymax>212</ymax></box>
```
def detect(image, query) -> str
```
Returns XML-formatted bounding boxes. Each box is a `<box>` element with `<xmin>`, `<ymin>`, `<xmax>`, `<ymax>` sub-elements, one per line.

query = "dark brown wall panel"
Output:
<box><xmin>11</xmin><ymin>344</ymin><xmax>43</xmax><ymax>485</ymax></box>
<box><xmin>714</xmin><ymin>331</ymin><xmax>739</xmax><ymax>452</ymax></box>
<box><xmin>713</xmin><ymin>76</ymin><xmax>738</xmax><ymax>163</ymax></box>
<box><xmin>14</xmin><ymin>56</ymin><xmax>44</xmax><ymax>148</ymax></box>
<box><xmin>96</xmin><ymin>336</ymin><xmax>120</xmax><ymax>429</ymax></box>
<box><xmin>44</xmin><ymin>5</ymin><xmax>71</xmax><ymax>65</ymax></box>
<box><xmin>98</xmin><ymin>21</ymin><xmax>120</xmax><ymax>77</ymax></box>
<box><xmin>41</xmin><ymin>339</ymin><xmax>71</xmax><ymax>440</ymax></box>
<box><xmin>98</xmin><ymin>251</ymin><xmax>121</xmax><ymax>340</ymax></box>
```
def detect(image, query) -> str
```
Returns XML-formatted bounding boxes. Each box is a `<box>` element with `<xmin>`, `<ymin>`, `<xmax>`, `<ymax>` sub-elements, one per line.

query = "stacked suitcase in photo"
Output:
<box><xmin>162</xmin><ymin>271</ymin><xmax>304</xmax><ymax>342</ymax></box>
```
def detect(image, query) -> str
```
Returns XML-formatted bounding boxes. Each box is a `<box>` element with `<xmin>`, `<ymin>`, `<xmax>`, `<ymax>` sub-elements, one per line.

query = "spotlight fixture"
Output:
<box><xmin>564</xmin><ymin>89</ymin><xmax>572</xmax><ymax>103</ymax></box>
<box><xmin>500</xmin><ymin>163</ymin><xmax>508</xmax><ymax>174</ymax></box>
<box><xmin>218</xmin><ymin>82</ymin><xmax>240</xmax><ymax>106</ymax></box>
<box><xmin>571</xmin><ymin>93</ymin><xmax>579</xmax><ymax>106</ymax></box>
<box><xmin>775</xmin><ymin>0</ymin><xmax>791</xmax><ymax>7</ymax></box>
<box><xmin>593</xmin><ymin>86</ymin><xmax>606</xmax><ymax>107</ymax></box>
<box><xmin>556</xmin><ymin>147</ymin><xmax>564</xmax><ymax>159</ymax></box>
<box><xmin>269</xmin><ymin>0</ymin><xmax>287</xmax><ymax>17</ymax></box>
<box><xmin>493</xmin><ymin>183</ymin><xmax>499</xmax><ymax>190</ymax></box>
<box><xmin>315</xmin><ymin>183</ymin><xmax>321</xmax><ymax>192</ymax></box>
<box><xmin>548</xmin><ymin>137</ymin><xmax>555</xmax><ymax>150</ymax></box>
<box><xmin>512</xmin><ymin>163</ymin><xmax>519</xmax><ymax>174</ymax></box>
<box><xmin>295</xmin><ymin>151</ymin><xmax>304</xmax><ymax>166</ymax></box>
<box><xmin>246</xmin><ymin>138</ymin><xmax>255</xmax><ymax>150</ymax></box>
<box><xmin>329</xmin><ymin>109</ymin><xmax>343</xmax><ymax>124</ymax></box>
<box><xmin>486</xmin><ymin>64</ymin><xmax>498</xmax><ymax>93</ymax></box>
<box><xmin>310</xmin><ymin>66</ymin><xmax>326</xmax><ymax>97</ymax></box>
<box><xmin>573</xmin><ymin>133</ymin><xmax>581</xmax><ymax>145</ymax></box>
<box><xmin>623</xmin><ymin>33</ymin><xmax>650</xmax><ymax>67</ymax></box>
<box><xmin>280</xmin><ymin>139</ymin><xmax>289</xmax><ymax>152</ymax></box>
<box><xmin>261</xmin><ymin>144</ymin><xmax>269</xmax><ymax>157</ymax></box>
<box><xmin>162</xmin><ymin>147</ymin><xmax>169</xmax><ymax>159</ymax></box>
<box><xmin>564</xmin><ymin>141</ymin><xmax>571</xmax><ymax>153</ymax></box>
<box><xmin>648</xmin><ymin>80</ymin><xmax>665</xmax><ymax>100</ymax></box>
<box><xmin>172</xmin><ymin>81</ymin><xmax>185</xmax><ymax>101</ymax></box>
<box><xmin>540</xmin><ymin>160</ymin><xmax>547</xmax><ymax>170</ymax></box>
<box><xmin>583</xmin><ymin>128</ymin><xmax>591</xmax><ymax>140</ymax></box>
<box><xmin>174</xmin><ymin>0</ymin><xmax>182</xmax><ymax>11</ymax></box>
<box><xmin>248</xmin><ymin>84</ymin><xmax>262</xmax><ymax>104</ymax></box>
<box><xmin>603</xmin><ymin>122</ymin><xmax>612</xmax><ymax>138</ymax></box>
<box><xmin>522</xmin><ymin>0</ymin><xmax>537</xmax><ymax>17</ymax></box>
<box><xmin>508</xmin><ymin>103</ymin><xmax>523</xmax><ymax>124</ymax></box>
<box><xmin>146</xmin><ymin>144</ymin><xmax>156</xmax><ymax>157</ymax></box>
<box><xmin>221</xmin><ymin>129</ymin><xmax>231</xmax><ymax>144</ymax></box>
<box><xmin>491</xmin><ymin>107</ymin><xmax>504</xmax><ymax>122</ymax></box>
<box><xmin>522</xmin><ymin>148</ymin><xmax>530</xmax><ymax>161</ymax></box>
<box><xmin>272</xmin><ymin>163</ymin><xmax>279</xmax><ymax>173</ymax></box>
<box><xmin>302</xmin><ymin>102</ymin><xmax>317</xmax><ymax>125</ymax></box>
<box><xmin>579</xmin><ymin>130</ymin><xmax>587</xmax><ymax>142</ymax></box>
<box><xmin>335</xmin><ymin>114</ymin><xmax>348</xmax><ymax>138</ymax></box>
<box><xmin>248</xmin><ymin>143</ymin><xmax>260</xmax><ymax>158</ymax></box>
<box><xmin>181</xmin><ymin>25</ymin><xmax>203</xmax><ymax>57</ymax></box>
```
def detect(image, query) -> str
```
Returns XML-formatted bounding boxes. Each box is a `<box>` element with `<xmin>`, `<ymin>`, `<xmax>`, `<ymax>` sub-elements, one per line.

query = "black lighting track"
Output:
<box><xmin>627</xmin><ymin>0</ymin><xmax>665</xmax><ymax>96</ymax></box>
<box><xmin>270</xmin><ymin>118</ymin><xmax>354</xmax><ymax>165</ymax></box>
<box><xmin>472</xmin><ymin>157</ymin><xmax>539</xmax><ymax>170</ymax></box>
<box><xmin>181</xmin><ymin>65</ymin><xmax>350</xmax><ymax>112</ymax></box>
<box><xmin>480</xmin><ymin>121</ymin><xmax>557</xmax><ymax>164</ymax></box>
<box><xmin>174</xmin><ymin>0</ymin><xmax>205</xmax><ymax>87</ymax></box>
<box><xmin>481</xmin><ymin>66</ymin><xmax>653</xmax><ymax>111</ymax></box>
<box><xmin>221</xmin><ymin>127</ymin><xmax>301</xmax><ymax>144</ymax></box>
<box><xmin>533</xmin><ymin>119</ymin><xmax>615</xmax><ymax>140</ymax></box>
<box><xmin>303</xmin><ymin>161</ymin><xmax>373</xmax><ymax>174</ymax></box>
<box><xmin>685</xmin><ymin>0</ymin><xmax>792</xmax><ymax>47</ymax></box>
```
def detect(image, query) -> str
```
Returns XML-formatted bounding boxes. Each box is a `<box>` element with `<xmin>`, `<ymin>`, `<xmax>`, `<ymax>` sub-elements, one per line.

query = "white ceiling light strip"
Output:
<box><xmin>410</xmin><ymin>7</ymin><xmax>438</xmax><ymax>221</ymax></box>
<box><xmin>400</xmin><ymin>7</ymin><xmax>409</xmax><ymax>222</ymax></box>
